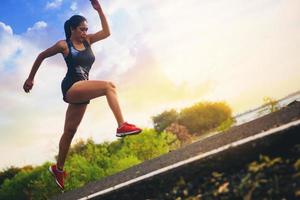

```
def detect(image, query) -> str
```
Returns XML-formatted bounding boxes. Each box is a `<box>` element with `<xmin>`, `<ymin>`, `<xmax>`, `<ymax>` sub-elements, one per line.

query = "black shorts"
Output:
<box><xmin>61</xmin><ymin>77</ymin><xmax>90</xmax><ymax>105</ymax></box>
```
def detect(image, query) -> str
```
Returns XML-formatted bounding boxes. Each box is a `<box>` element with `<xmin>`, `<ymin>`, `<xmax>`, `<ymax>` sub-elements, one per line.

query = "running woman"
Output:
<box><xmin>23</xmin><ymin>0</ymin><xmax>142</xmax><ymax>190</ymax></box>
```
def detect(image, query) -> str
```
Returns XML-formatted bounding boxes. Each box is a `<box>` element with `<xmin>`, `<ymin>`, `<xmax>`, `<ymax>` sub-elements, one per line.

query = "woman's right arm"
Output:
<box><xmin>23</xmin><ymin>40</ymin><xmax>65</xmax><ymax>93</ymax></box>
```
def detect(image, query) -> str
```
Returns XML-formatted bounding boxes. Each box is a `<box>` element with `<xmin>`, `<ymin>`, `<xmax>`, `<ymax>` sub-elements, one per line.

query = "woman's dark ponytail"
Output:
<box><xmin>64</xmin><ymin>15</ymin><xmax>87</xmax><ymax>40</ymax></box>
<box><xmin>64</xmin><ymin>20</ymin><xmax>71</xmax><ymax>40</ymax></box>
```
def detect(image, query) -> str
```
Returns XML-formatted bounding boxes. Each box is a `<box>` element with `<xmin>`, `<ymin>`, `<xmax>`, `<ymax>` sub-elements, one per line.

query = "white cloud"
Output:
<box><xmin>0</xmin><ymin>22</ymin><xmax>13</xmax><ymax>35</ymax></box>
<box><xmin>78</xmin><ymin>1</ymin><xmax>150</xmax><ymax>80</ymax></box>
<box><xmin>0</xmin><ymin>23</ymin><xmax>22</xmax><ymax>72</ymax></box>
<box><xmin>23</xmin><ymin>21</ymin><xmax>53</xmax><ymax>48</ymax></box>
<box><xmin>104</xmin><ymin>0</ymin><xmax>300</xmax><ymax>91</ymax></box>
<box><xmin>26</xmin><ymin>21</ymin><xmax>48</xmax><ymax>32</ymax></box>
<box><xmin>46</xmin><ymin>0</ymin><xmax>63</xmax><ymax>10</ymax></box>
<box><xmin>70</xmin><ymin>2</ymin><xmax>78</xmax><ymax>11</ymax></box>
<box><xmin>0</xmin><ymin>20</ymin><xmax>66</xmax><ymax>169</ymax></box>
<box><xmin>82</xmin><ymin>0</ymin><xmax>300</xmax><ymax>113</ymax></box>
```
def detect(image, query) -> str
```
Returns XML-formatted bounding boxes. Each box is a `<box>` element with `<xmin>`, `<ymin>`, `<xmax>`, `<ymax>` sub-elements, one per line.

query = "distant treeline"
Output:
<box><xmin>152</xmin><ymin>101</ymin><xmax>234</xmax><ymax>145</ymax></box>
<box><xmin>0</xmin><ymin>101</ymin><xmax>233</xmax><ymax>199</ymax></box>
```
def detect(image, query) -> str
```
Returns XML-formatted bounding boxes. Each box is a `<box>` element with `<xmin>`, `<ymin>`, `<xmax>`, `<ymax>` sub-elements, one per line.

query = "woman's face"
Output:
<box><xmin>72</xmin><ymin>21</ymin><xmax>88</xmax><ymax>41</ymax></box>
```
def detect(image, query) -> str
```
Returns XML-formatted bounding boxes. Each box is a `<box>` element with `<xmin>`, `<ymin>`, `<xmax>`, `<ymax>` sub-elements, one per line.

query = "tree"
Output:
<box><xmin>114</xmin><ymin>129</ymin><xmax>180</xmax><ymax>161</ymax></box>
<box><xmin>0</xmin><ymin>129</ymin><xmax>181</xmax><ymax>199</ymax></box>
<box><xmin>0</xmin><ymin>163</ymin><xmax>57</xmax><ymax>200</ymax></box>
<box><xmin>0</xmin><ymin>166</ymin><xmax>21</xmax><ymax>186</ymax></box>
<box><xmin>178</xmin><ymin>102</ymin><xmax>232</xmax><ymax>135</ymax></box>
<box><xmin>152</xmin><ymin>109</ymin><xmax>179</xmax><ymax>132</ymax></box>
<box><xmin>165</xmin><ymin>123</ymin><xmax>192</xmax><ymax>146</ymax></box>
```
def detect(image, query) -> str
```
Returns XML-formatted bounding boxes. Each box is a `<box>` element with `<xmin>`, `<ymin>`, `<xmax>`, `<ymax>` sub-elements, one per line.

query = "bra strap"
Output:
<box><xmin>82</xmin><ymin>40</ymin><xmax>90</xmax><ymax>48</ymax></box>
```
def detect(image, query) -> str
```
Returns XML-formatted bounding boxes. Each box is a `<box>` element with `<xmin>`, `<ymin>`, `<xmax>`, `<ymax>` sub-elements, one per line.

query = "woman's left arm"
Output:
<box><xmin>88</xmin><ymin>0</ymin><xmax>111</xmax><ymax>44</ymax></box>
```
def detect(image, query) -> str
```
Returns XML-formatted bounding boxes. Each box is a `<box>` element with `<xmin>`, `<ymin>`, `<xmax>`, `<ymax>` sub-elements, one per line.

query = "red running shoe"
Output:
<box><xmin>116</xmin><ymin>122</ymin><xmax>142</xmax><ymax>137</ymax></box>
<box><xmin>49</xmin><ymin>164</ymin><xmax>67</xmax><ymax>190</ymax></box>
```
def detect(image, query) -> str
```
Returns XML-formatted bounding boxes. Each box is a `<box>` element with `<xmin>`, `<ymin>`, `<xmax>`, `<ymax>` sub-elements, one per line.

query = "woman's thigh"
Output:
<box><xmin>64</xmin><ymin>103</ymin><xmax>87</xmax><ymax>134</ymax></box>
<box><xmin>65</xmin><ymin>80</ymin><xmax>115</xmax><ymax>103</ymax></box>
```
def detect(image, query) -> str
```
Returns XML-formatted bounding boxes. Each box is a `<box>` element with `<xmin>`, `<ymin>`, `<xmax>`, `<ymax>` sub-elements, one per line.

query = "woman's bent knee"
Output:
<box><xmin>108</xmin><ymin>81</ymin><xmax>116</xmax><ymax>88</ymax></box>
<box><xmin>106</xmin><ymin>81</ymin><xmax>116</xmax><ymax>94</ymax></box>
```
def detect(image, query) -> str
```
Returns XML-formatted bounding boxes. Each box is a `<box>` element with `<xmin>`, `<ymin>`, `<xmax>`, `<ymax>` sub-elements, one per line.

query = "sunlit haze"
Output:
<box><xmin>0</xmin><ymin>0</ymin><xmax>299</xmax><ymax>170</ymax></box>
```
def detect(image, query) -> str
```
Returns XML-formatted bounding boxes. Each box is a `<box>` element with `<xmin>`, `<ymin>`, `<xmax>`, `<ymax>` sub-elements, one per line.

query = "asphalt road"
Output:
<box><xmin>53</xmin><ymin>101</ymin><xmax>300</xmax><ymax>200</ymax></box>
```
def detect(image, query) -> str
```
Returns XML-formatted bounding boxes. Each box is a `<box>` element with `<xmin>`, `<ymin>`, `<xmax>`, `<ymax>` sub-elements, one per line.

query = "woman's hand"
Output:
<box><xmin>90</xmin><ymin>0</ymin><xmax>101</xmax><ymax>11</ymax></box>
<box><xmin>23</xmin><ymin>78</ymin><xmax>34</xmax><ymax>93</ymax></box>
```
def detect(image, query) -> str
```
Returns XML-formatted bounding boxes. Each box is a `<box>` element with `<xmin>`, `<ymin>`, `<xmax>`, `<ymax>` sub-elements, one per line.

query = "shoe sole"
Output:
<box><xmin>48</xmin><ymin>166</ymin><xmax>64</xmax><ymax>190</ymax></box>
<box><xmin>116</xmin><ymin>129</ymin><xmax>142</xmax><ymax>137</ymax></box>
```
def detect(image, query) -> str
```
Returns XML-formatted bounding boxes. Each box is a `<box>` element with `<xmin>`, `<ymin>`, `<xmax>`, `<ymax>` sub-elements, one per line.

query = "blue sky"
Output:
<box><xmin>0</xmin><ymin>0</ymin><xmax>61</xmax><ymax>34</ymax></box>
<box><xmin>0</xmin><ymin>0</ymin><xmax>300</xmax><ymax>170</ymax></box>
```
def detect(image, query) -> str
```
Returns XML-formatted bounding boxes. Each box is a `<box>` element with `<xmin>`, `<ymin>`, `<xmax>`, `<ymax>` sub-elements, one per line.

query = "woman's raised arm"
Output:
<box><xmin>87</xmin><ymin>0</ymin><xmax>111</xmax><ymax>45</ymax></box>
